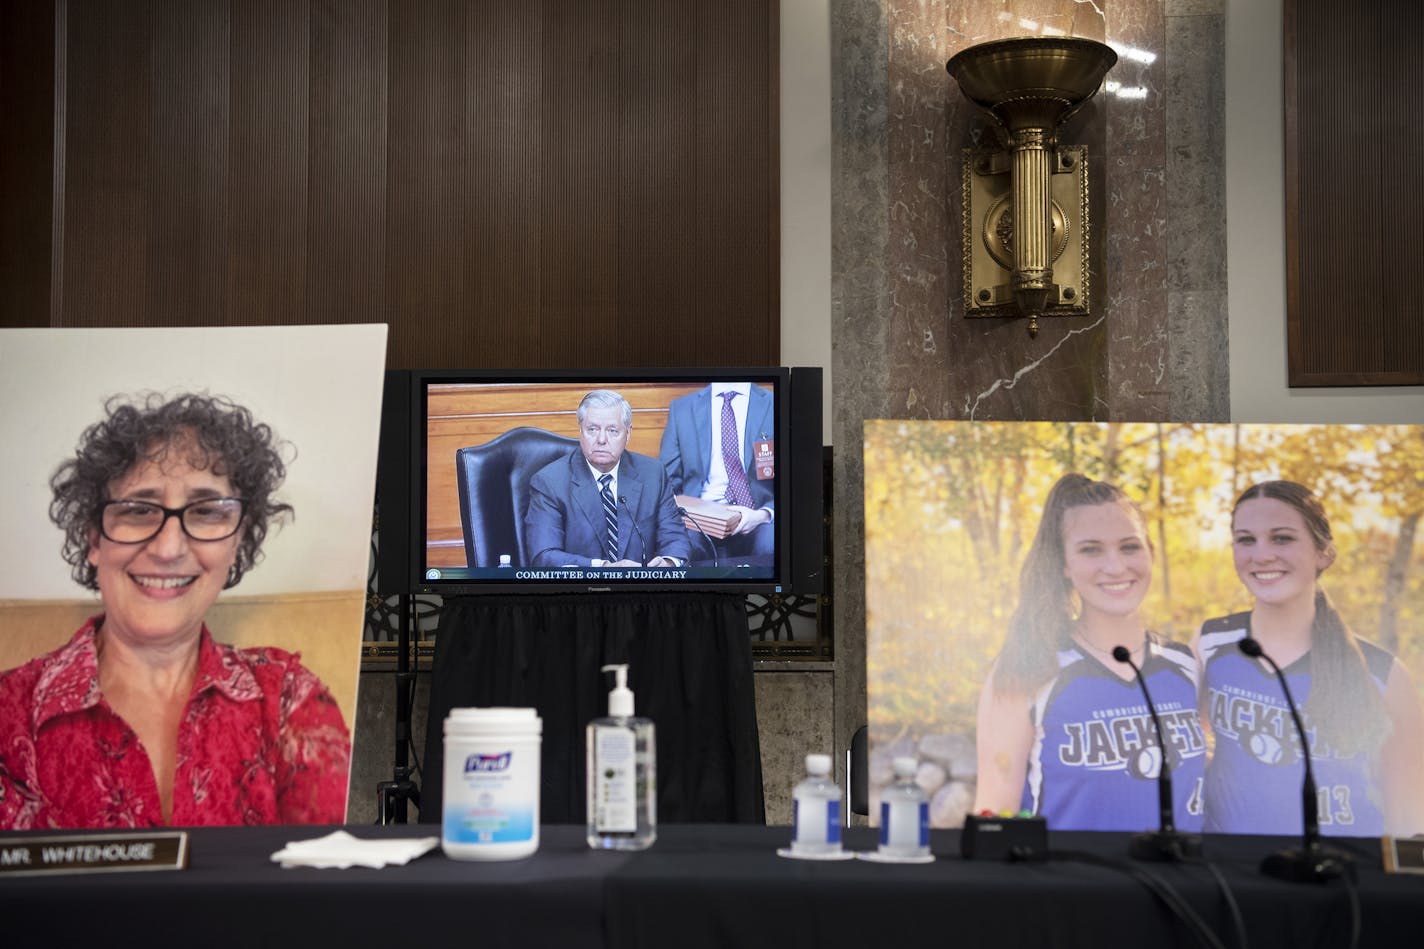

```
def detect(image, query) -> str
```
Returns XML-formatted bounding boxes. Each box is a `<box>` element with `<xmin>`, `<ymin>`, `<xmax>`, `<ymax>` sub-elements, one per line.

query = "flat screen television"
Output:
<box><xmin>401</xmin><ymin>367</ymin><xmax>822</xmax><ymax>595</ymax></box>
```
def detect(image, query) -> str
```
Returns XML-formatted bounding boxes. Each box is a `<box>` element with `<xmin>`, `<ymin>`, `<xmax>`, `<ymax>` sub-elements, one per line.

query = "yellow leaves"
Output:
<box><xmin>865</xmin><ymin>420</ymin><xmax>1424</xmax><ymax>741</ymax></box>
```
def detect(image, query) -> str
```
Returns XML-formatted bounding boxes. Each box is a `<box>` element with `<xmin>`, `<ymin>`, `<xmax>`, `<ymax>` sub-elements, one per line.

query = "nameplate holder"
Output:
<box><xmin>0</xmin><ymin>831</ymin><xmax>188</xmax><ymax>877</ymax></box>
<box><xmin>1383</xmin><ymin>835</ymin><xmax>1424</xmax><ymax>874</ymax></box>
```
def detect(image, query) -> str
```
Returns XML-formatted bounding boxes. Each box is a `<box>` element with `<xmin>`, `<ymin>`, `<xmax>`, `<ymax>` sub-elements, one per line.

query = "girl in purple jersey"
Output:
<box><xmin>975</xmin><ymin>474</ymin><xmax>1205</xmax><ymax>831</ymax></box>
<box><xmin>1196</xmin><ymin>480</ymin><xmax>1424</xmax><ymax>836</ymax></box>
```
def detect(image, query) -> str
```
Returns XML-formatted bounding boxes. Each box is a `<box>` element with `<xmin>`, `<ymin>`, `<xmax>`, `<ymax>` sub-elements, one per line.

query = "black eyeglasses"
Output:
<box><xmin>99</xmin><ymin>497</ymin><xmax>246</xmax><ymax>544</ymax></box>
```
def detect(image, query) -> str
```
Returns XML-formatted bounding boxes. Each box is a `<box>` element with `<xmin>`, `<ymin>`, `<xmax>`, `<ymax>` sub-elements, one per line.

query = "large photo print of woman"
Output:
<box><xmin>0</xmin><ymin>326</ymin><xmax>387</xmax><ymax>830</ymax></box>
<box><xmin>864</xmin><ymin>421</ymin><xmax>1424</xmax><ymax>837</ymax></box>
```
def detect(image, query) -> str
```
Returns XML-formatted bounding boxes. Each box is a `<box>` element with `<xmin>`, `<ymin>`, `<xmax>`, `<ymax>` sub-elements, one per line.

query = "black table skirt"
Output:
<box><xmin>1</xmin><ymin>824</ymin><xmax>1420</xmax><ymax>949</ymax></box>
<box><xmin>422</xmin><ymin>593</ymin><xmax>765</xmax><ymax>825</ymax></box>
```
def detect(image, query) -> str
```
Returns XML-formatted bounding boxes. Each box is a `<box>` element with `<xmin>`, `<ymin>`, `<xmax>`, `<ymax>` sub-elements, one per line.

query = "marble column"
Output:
<box><xmin>831</xmin><ymin>0</ymin><xmax>1227</xmax><ymax>803</ymax></box>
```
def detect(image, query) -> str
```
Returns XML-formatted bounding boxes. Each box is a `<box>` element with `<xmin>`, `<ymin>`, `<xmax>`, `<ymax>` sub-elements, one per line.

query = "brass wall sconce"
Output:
<box><xmin>946</xmin><ymin>38</ymin><xmax>1117</xmax><ymax>337</ymax></box>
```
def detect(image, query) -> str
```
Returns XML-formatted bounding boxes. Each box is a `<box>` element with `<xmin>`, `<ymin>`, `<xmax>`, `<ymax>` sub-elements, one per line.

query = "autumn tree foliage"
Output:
<box><xmin>865</xmin><ymin>422</ymin><xmax>1424</xmax><ymax>743</ymax></box>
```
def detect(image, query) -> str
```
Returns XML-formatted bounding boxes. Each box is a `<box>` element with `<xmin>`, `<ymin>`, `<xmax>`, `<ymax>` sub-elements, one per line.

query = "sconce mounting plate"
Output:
<box><xmin>962</xmin><ymin>144</ymin><xmax>1091</xmax><ymax>318</ymax></box>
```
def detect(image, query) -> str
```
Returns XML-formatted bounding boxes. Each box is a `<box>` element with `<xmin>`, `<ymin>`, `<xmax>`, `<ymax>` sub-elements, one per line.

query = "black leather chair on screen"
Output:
<box><xmin>455</xmin><ymin>426</ymin><xmax>579</xmax><ymax>569</ymax></box>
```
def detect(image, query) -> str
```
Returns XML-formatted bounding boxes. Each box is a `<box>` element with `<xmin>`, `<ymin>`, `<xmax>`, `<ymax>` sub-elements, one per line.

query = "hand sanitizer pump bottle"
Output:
<box><xmin>586</xmin><ymin>663</ymin><xmax>656</xmax><ymax>850</ymax></box>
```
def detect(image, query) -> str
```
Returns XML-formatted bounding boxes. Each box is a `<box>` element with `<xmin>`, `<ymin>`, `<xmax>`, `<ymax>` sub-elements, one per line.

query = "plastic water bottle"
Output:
<box><xmin>791</xmin><ymin>754</ymin><xmax>842</xmax><ymax>855</ymax></box>
<box><xmin>878</xmin><ymin>756</ymin><xmax>930</xmax><ymax>859</ymax></box>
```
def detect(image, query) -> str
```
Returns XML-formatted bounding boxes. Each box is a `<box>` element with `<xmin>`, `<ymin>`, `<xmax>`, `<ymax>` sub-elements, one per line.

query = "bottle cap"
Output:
<box><xmin>601</xmin><ymin>664</ymin><xmax>634</xmax><ymax>717</ymax></box>
<box><xmin>805</xmin><ymin>753</ymin><xmax>831</xmax><ymax>776</ymax></box>
<box><xmin>892</xmin><ymin>756</ymin><xmax>917</xmax><ymax>780</ymax></box>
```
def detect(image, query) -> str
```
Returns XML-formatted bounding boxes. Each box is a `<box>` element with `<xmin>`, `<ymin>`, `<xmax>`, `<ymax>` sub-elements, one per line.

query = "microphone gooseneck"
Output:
<box><xmin>1237</xmin><ymin>636</ymin><xmax>1354</xmax><ymax>883</ymax></box>
<box><xmin>1111</xmin><ymin>643</ymin><xmax>1202</xmax><ymax>861</ymax></box>
<box><xmin>675</xmin><ymin>504</ymin><xmax>720</xmax><ymax>568</ymax></box>
<box><xmin>619</xmin><ymin>496</ymin><xmax>649</xmax><ymax>565</ymax></box>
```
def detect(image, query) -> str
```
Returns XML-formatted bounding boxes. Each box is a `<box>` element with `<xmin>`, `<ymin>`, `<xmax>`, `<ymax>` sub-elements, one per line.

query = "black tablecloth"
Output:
<box><xmin>0</xmin><ymin>825</ymin><xmax>613</xmax><ymax>949</ymax></box>
<box><xmin>1</xmin><ymin>824</ymin><xmax>1420</xmax><ymax>949</ymax></box>
<box><xmin>603</xmin><ymin>827</ymin><xmax>1422</xmax><ymax>949</ymax></box>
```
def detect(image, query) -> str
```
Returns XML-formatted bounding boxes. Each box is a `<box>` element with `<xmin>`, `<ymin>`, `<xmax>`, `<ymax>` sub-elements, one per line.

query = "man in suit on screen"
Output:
<box><xmin>658</xmin><ymin>382</ymin><xmax>775</xmax><ymax>560</ymax></box>
<box><xmin>524</xmin><ymin>389</ymin><xmax>691</xmax><ymax>568</ymax></box>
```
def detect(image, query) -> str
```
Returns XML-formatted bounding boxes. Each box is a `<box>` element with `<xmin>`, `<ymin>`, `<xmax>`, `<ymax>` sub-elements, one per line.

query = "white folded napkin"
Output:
<box><xmin>270</xmin><ymin>830</ymin><xmax>441</xmax><ymax>869</ymax></box>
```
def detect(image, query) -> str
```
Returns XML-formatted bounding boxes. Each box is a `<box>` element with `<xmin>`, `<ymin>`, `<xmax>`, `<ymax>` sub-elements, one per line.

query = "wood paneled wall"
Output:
<box><xmin>0</xmin><ymin>0</ymin><xmax>778</xmax><ymax>370</ymax></box>
<box><xmin>0</xmin><ymin>1</ymin><xmax>57</xmax><ymax>323</ymax></box>
<box><xmin>1286</xmin><ymin>0</ymin><xmax>1423</xmax><ymax>385</ymax></box>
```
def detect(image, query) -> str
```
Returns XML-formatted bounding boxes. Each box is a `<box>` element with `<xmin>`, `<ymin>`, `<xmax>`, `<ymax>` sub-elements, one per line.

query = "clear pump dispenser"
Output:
<box><xmin>586</xmin><ymin>664</ymin><xmax>656</xmax><ymax>850</ymax></box>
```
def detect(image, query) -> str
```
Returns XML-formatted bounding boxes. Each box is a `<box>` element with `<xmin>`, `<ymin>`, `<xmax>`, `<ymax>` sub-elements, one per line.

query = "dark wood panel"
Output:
<box><xmin>616</xmin><ymin>0</ymin><xmax>697</xmax><ymax>357</ymax></box>
<box><xmin>464</xmin><ymin>0</ymin><xmax>543</xmax><ymax>364</ymax></box>
<box><xmin>1377</xmin><ymin>0</ymin><xmax>1424</xmax><ymax>375</ymax></box>
<box><xmin>1286</xmin><ymin>0</ymin><xmax>1423</xmax><ymax>385</ymax></box>
<box><xmin>147</xmin><ymin>0</ymin><xmax>229</xmax><ymax>326</ymax></box>
<box><xmin>227</xmin><ymin>0</ymin><xmax>309</xmax><ymax>325</ymax></box>
<box><xmin>62</xmin><ymin>0</ymin><xmax>152</xmax><ymax>326</ymax></box>
<box><xmin>694</xmin><ymin>0</ymin><xmax>775</xmax><ymax>365</ymax></box>
<box><xmin>1296</xmin><ymin>11</ymin><xmax>1380</xmax><ymax>376</ymax></box>
<box><xmin>0</xmin><ymin>0</ymin><xmax>56</xmax><ymax>327</ymax></box>
<box><xmin>308</xmin><ymin>0</ymin><xmax>388</xmax><ymax>326</ymax></box>
<box><xmin>33</xmin><ymin>1</ymin><xmax>776</xmax><ymax>368</ymax></box>
<box><xmin>540</xmin><ymin>0</ymin><xmax>620</xmax><ymax>365</ymax></box>
<box><xmin>386</xmin><ymin>0</ymin><xmax>469</xmax><ymax>366</ymax></box>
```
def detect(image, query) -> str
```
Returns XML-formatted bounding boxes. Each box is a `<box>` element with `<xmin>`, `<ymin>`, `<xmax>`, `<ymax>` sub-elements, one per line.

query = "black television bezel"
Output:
<box><xmin>408</xmin><ymin>367</ymin><xmax>801</xmax><ymax>596</ymax></box>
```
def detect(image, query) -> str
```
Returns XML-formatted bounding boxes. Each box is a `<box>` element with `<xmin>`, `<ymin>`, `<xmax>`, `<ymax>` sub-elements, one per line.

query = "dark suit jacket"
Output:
<box><xmin>524</xmin><ymin>448</ymin><xmax>692</xmax><ymax>568</ymax></box>
<box><xmin>658</xmin><ymin>384</ymin><xmax>775</xmax><ymax>512</ymax></box>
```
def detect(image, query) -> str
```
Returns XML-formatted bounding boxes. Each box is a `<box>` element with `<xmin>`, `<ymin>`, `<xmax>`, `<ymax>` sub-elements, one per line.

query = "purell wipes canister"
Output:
<box><xmin>442</xmin><ymin>707</ymin><xmax>543</xmax><ymax>860</ymax></box>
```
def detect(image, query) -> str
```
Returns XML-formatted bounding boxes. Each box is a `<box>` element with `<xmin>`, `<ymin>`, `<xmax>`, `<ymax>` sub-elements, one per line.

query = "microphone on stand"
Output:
<box><xmin>619</xmin><ymin>496</ymin><xmax>649</xmax><ymax>565</ymax></box>
<box><xmin>1112</xmin><ymin>645</ymin><xmax>1202</xmax><ymax>861</ymax></box>
<box><xmin>676</xmin><ymin>505</ymin><xmax>720</xmax><ymax>568</ymax></box>
<box><xmin>1237</xmin><ymin>636</ymin><xmax>1354</xmax><ymax>882</ymax></box>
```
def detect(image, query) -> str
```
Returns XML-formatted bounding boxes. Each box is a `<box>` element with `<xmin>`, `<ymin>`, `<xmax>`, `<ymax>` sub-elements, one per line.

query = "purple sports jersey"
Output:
<box><xmin>1021</xmin><ymin>637</ymin><xmax>1206</xmax><ymax>831</ymax></box>
<box><xmin>1200</xmin><ymin>614</ymin><xmax>1392</xmax><ymax>836</ymax></box>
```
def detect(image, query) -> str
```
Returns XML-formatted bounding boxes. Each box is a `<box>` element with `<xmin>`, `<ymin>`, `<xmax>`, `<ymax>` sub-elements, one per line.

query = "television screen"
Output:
<box><xmin>406</xmin><ymin>368</ymin><xmax>819</xmax><ymax>595</ymax></box>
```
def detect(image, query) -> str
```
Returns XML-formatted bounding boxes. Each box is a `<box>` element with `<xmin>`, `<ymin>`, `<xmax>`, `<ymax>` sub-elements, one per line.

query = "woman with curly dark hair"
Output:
<box><xmin>0</xmin><ymin>393</ymin><xmax>350</xmax><ymax>829</ymax></box>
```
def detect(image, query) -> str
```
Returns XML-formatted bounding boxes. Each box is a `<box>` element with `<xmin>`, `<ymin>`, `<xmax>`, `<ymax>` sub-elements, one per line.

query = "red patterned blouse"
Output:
<box><xmin>0</xmin><ymin>617</ymin><xmax>351</xmax><ymax>829</ymax></box>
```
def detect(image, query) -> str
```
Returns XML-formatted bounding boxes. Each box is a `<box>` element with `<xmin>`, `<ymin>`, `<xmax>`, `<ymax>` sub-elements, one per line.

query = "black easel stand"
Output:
<box><xmin>376</xmin><ymin>592</ymin><xmax>421</xmax><ymax>824</ymax></box>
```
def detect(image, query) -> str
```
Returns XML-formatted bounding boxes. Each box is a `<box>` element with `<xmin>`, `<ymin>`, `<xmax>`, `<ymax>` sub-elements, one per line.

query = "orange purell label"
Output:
<box><xmin>753</xmin><ymin>439</ymin><xmax>774</xmax><ymax>480</ymax></box>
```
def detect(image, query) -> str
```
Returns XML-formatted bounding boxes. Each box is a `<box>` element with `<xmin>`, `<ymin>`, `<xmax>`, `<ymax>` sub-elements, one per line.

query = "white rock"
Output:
<box><xmin>914</xmin><ymin>761</ymin><xmax>948</xmax><ymax>794</ymax></box>
<box><xmin>930</xmin><ymin>780</ymin><xmax>975</xmax><ymax>828</ymax></box>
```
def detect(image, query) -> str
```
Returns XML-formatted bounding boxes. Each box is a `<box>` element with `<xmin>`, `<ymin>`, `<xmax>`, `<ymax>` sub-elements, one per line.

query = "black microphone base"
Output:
<box><xmin>1129</xmin><ymin>830</ymin><xmax>1203</xmax><ymax>862</ymax></box>
<box><xmin>1260</xmin><ymin>846</ymin><xmax>1355</xmax><ymax>883</ymax></box>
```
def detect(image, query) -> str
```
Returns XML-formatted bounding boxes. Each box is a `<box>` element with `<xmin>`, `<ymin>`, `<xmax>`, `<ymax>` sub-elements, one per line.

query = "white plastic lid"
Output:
<box><xmin>892</xmin><ymin>756</ymin><xmax>918</xmax><ymax>780</ymax></box>
<box><xmin>602</xmin><ymin>664</ymin><xmax>634</xmax><ymax>717</ymax></box>
<box><xmin>445</xmin><ymin>706</ymin><xmax>542</xmax><ymax>736</ymax></box>
<box><xmin>805</xmin><ymin>753</ymin><xmax>832</xmax><ymax>776</ymax></box>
